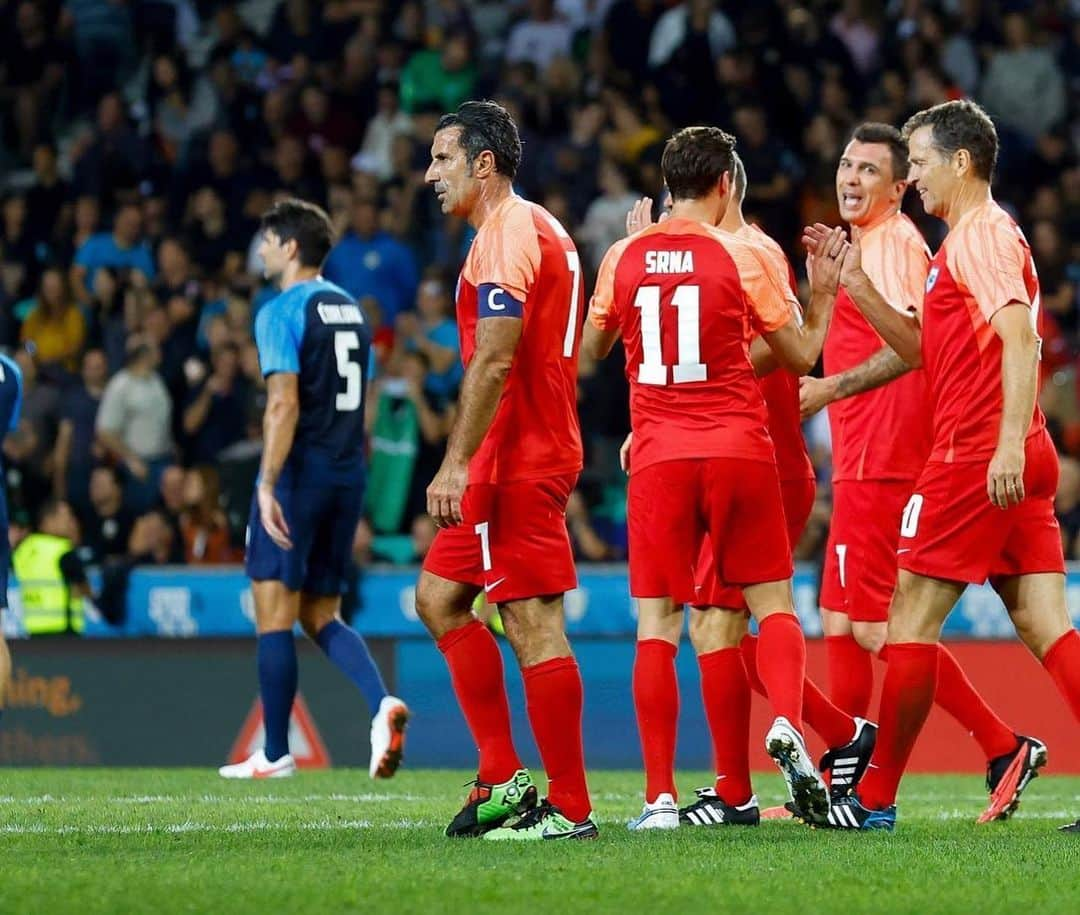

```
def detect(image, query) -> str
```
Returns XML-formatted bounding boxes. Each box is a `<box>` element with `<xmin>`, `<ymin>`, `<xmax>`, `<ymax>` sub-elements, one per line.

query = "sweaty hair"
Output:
<box><xmin>902</xmin><ymin>100</ymin><xmax>998</xmax><ymax>182</ymax></box>
<box><xmin>661</xmin><ymin>126</ymin><xmax>737</xmax><ymax>202</ymax></box>
<box><xmin>731</xmin><ymin>151</ymin><xmax>747</xmax><ymax>203</ymax></box>
<box><xmin>437</xmin><ymin>100</ymin><xmax>522</xmax><ymax>179</ymax></box>
<box><xmin>850</xmin><ymin>122</ymin><xmax>909</xmax><ymax>181</ymax></box>
<box><xmin>259</xmin><ymin>198</ymin><xmax>335</xmax><ymax>268</ymax></box>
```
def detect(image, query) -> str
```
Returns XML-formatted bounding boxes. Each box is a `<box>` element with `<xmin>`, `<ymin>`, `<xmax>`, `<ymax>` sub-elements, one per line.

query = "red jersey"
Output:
<box><xmin>921</xmin><ymin>200</ymin><xmax>1045</xmax><ymax>463</ymax></box>
<box><xmin>457</xmin><ymin>195</ymin><xmax>584</xmax><ymax>485</ymax></box>
<box><xmin>739</xmin><ymin>223</ymin><xmax>815</xmax><ymax>482</ymax></box>
<box><xmin>589</xmin><ymin>217</ymin><xmax>793</xmax><ymax>474</ymax></box>
<box><xmin>823</xmin><ymin>211</ymin><xmax>933</xmax><ymax>482</ymax></box>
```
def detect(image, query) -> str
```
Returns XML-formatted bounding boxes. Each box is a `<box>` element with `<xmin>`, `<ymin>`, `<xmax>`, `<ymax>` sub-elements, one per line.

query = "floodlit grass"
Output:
<box><xmin>3</xmin><ymin>768</ymin><xmax>1079</xmax><ymax>914</ymax></box>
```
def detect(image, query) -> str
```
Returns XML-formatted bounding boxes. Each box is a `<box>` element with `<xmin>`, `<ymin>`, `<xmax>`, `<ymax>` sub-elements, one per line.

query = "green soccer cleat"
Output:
<box><xmin>482</xmin><ymin>799</ymin><xmax>599</xmax><ymax>841</ymax></box>
<box><xmin>445</xmin><ymin>768</ymin><xmax>538</xmax><ymax>837</ymax></box>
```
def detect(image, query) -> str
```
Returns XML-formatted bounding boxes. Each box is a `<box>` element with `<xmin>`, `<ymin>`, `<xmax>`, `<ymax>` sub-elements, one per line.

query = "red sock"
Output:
<box><xmin>633</xmin><ymin>639</ymin><xmax>679</xmax><ymax>803</ymax></box>
<box><xmin>934</xmin><ymin>644</ymin><xmax>1017</xmax><ymax>760</ymax></box>
<box><xmin>521</xmin><ymin>656</ymin><xmax>591</xmax><ymax>822</ymax></box>
<box><xmin>858</xmin><ymin>642</ymin><xmax>937</xmax><ymax>810</ymax></box>
<box><xmin>437</xmin><ymin>620</ymin><xmax>521</xmax><ymax>784</ymax></box>
<box><xmin>698</xmin><ymin>648</ymin><xmax>753</xmax><ymax>806</ymax></box>
<box><xmin>825</xmin><ymin>634</ymin><xmax>873</xmax><ymax>718</ymax></box>
<box><xmin>1043</xmin><ymin>629</ymin><xmax>1080</xmax><ymax>722</ymax></box>
<box><xmin>755</xmin><ymin>613</ymin><xmax>806</xmax><ymax>733</ymax></box>
<box><xmin>741</xmin><ymin>635</ymin><xmax>853</xmax><ymax>748</ymax></box>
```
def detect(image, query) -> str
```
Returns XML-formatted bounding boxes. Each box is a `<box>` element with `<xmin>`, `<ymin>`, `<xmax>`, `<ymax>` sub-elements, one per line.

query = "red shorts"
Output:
<box><xmin>898</xmin><ymin>431</ymin><xmax>1064</xmax><ymax>584</ymax></box>
<box><xmin>693</xmin><ymin>477</ymin><xmax>816</xmax><ymax>610</ymax></box>
<box><xmin>820</xmin><ymin>479</ymin><xmax>913</xmax><ymax>623</ymax></box>
<box><xmin>422</xmin><ymin>474</ymin><xmax>578</xmax><ymax>603</ymax></box>
<box><xmin>628</xmin><ymin>458</ymin><xmax>793</xmax><ymax>605</ymax></box>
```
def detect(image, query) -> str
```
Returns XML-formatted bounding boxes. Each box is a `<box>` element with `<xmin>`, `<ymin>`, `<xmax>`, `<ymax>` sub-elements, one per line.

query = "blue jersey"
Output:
<box><xmin>0</xmin><ymin>353</ymin><xmax>23</xmax><ymax>453</ymax></box>
<box><xmin>254</xmin><ymin>278</ymin><xmax>371</xmax><ymax>484</ymax></box>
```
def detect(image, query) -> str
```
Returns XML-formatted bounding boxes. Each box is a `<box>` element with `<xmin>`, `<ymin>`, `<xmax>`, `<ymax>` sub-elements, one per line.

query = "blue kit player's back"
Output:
<box><xmin>246</xmin><ymin>278</ymin><xmax>372</xmax><ymax>594</ymax></box>
<box><xmin>0</xmin><ymin>353</ymin><xmax>23</xmax><ymax>611</ymax></box>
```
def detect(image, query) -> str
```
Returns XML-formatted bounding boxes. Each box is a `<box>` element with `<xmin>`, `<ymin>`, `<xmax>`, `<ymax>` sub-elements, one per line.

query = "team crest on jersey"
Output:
<box><xmin>925</xmin><ymin>266</ymin><xmax>940</xmax><ymax>292</ymax></box>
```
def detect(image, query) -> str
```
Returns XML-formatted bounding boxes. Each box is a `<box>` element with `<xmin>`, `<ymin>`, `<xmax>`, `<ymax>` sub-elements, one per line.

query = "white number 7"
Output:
<box><xmin>562</xmin><ymin>251</ymin><xmax>581</xmax><ymax>358</ymax></box>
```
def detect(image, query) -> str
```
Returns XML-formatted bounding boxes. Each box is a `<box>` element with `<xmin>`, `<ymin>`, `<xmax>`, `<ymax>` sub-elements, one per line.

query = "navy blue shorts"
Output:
<box><xmin>245</xmin><ymin>476</ymin><xmax>364</xmax><ymax>596</ymax></box>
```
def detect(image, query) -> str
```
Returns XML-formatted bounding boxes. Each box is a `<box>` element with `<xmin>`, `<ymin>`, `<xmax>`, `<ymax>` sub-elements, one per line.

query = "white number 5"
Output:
<box><xmin>334</xmin><ymin>330</ymin><xmax>362</xmax><ymax>412</ymax></box>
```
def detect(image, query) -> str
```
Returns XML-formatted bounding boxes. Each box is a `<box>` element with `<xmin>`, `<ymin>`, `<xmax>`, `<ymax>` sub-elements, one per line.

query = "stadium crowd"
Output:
<box><xmin>0</xmin><ymin>0</ymin><xmax>1078</xmax><ymax>574</ymax></box>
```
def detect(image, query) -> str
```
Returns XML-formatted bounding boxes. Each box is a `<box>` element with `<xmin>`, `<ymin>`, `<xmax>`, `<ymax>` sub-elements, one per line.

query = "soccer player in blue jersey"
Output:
<box><xmin>0</xmin><ymin>350</ymin><xmax>23</xmax><ymax>726</ymax></box>
<box><xmin>219</xmin><ymin>199</ymin><xmax>409</xmax><ymax>779</ymax></box>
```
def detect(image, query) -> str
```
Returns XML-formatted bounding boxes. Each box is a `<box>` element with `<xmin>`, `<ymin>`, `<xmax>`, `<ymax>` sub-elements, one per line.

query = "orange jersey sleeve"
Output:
<box><xmin>719</xmin><ymin>230</ymin><xmax>795</xmax><ymax>334</ymax></box>
<box><xmin>588</xmin><ymin>235</ymin><xmax>633</xmax><ymax>331</ymax></box>
<box><xmin>464</xmin><ymin>199</ymin><xmax>543</xmax><ymax>301</ymax></box>
<box><xmin>946</xmin><ymin>207</ymin><xmax>1032</xmax><ymax>324</ymax></box>
<box><xmin>862</xmin><ymin>215</ymin><xmax>930</xmax><ymax>319</ymax></box>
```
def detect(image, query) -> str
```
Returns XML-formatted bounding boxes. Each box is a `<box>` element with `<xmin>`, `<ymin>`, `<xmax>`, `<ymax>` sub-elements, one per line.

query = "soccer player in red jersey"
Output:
<box><xmin>417</xmin><ymin>101</ymin><xmax>596</xmax><ymax>840</ymax></box>
<box><xmin>803</xmin><ymin>123</ymin><xmax>1043</xmax><ymax>823</ymax></box>
<box><xmin>825</xmin><ymin>100</ymin><xmax>1080</xmax><ymax>831</ymax></box>
<box><xmin>585</xmin><ymin>126</ymin><xmax>850</xmax><ymax>826</ymax></box>
<box><xmin>619</xmin><ymin>162</ymin><xmax>875</xmax><ymax>830</ymax></box>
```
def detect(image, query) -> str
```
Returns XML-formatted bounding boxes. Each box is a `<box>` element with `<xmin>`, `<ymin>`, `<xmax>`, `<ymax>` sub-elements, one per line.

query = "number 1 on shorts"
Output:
<box><xmin>474</xmin><ymin>521</ymin><xmax>492</xmax><ymax>572</ymax></box>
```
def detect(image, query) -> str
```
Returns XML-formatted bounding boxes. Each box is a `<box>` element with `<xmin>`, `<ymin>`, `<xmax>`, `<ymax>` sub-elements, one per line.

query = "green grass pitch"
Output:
<box><xmin>3</xmin><ymin>768</ymin><xmax>1079</xmax><ymax>914</ymax></box>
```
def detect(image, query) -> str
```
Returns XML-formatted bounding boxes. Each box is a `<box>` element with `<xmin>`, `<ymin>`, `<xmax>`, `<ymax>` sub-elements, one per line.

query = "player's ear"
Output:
<box><xmin>952</xmin><ymin>147</ymin><xmax>971</xmax><ymax>177</ymax></box>
<box><xmin>472</xmin><ymin>149</ymin><xmax>496</xmax><ymax>178</ymax></box>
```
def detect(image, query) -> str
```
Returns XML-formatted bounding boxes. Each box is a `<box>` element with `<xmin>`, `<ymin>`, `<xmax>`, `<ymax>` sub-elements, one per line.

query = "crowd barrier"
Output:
<box><xmin>4</xmin><ymin>564</ymin><xmax>1079</xmax><ymax>772</ymax></box>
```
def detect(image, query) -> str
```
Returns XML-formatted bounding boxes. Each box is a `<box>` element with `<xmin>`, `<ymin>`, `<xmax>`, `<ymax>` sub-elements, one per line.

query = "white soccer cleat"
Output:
<box><xmin>627</xmin><ymin>792</ymin><xmax>680</xmax><ymax>831</ymax></box>
<box><xmin>370</xmin><ymin>695</ymin><xmax>410</xmax><ymax>779</ymax></box>
<box><xmin>765</xmin><ymin>716</ymin><xmax>830</xmax><ymax>825</ymax></box>
<box><xmin>218</xmin><ymin>748</ymin><xmax>297</xmax><ymax>779</ymax></box>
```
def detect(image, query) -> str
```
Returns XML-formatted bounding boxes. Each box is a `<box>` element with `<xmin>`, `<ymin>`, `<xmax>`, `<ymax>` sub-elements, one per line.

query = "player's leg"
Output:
<box><xmin>480</xmin><ymin>475</ymin><xmax>595</xmax><ymax>841</ymax></box>
<box><xmin>301</xmin><ymin>489</ymin><xmax>410</xmax><ymax>779</ymax></box>
<box><xmin>626</xmin><ymin>595</ymin><xmax>683</xmax><ymax>828</ymax></box>
<box><xmin>299</xmin><ymin>592</ymin><xmax>409</xmax><ymax>779</ymax></box>
<box><xmin>683</xmin><ymin>606</ymin><xmax>758</xmax><ymax>826</ymax></box>
<box><xmin>219</xmin><ymin>579</ymin><xmax>302</xmax><ymax>778</ymax></box>
<box><xmin>830</xmin><ymin>570</ymin><xmax>964</xmax><ymax>828</ymax></box>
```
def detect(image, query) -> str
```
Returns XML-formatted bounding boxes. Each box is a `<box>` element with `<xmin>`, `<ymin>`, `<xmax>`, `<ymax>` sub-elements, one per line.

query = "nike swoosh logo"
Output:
<box><xmin>484</xmin><ymin>578</ymin><xmax>507</xmax><ymax>593</ymax></box>
<box><xmin>897</xmin><ymin>549</ymin><xmax>911</xmax><ymax>554</ymax></box>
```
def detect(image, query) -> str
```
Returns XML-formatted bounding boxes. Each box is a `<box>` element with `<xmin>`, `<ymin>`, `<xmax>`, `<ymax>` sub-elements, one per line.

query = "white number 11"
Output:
<box><xmin>634</xmin><ymin>285</ymin><xmax>706</xmax><ymax>385</ymax></box>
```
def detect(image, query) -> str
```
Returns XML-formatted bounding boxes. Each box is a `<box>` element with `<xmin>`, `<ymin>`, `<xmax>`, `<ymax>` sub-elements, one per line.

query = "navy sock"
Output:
<box><xmin>315</xmin><ymin>620</ymin><xmax>388</xmax><ymax>712</ymax></box>
<box><xmin>257</xmin><ymin>630</ymin><xmax>297</xmax><ymax>762</ymax></box>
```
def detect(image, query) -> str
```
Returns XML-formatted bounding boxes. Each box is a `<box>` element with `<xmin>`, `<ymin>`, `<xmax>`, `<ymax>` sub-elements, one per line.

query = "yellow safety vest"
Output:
<box><xmin>12</xmin><ymin>533</ymin><xmax>84</xmax><ymax>635</ymax></box>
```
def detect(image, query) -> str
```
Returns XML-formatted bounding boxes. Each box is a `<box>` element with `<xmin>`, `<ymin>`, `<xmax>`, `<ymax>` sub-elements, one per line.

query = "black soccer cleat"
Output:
<box><xmin>819</xmin><ymin>717</ymin><xmax>878</xmax><ymax>801</ymax></box>
<box><xmin>679</xmin><ymin>787</ymin><xmax>760</xmax><ymax>827</ymax></box>
<box><xmin>1059</xmin><ymin>818</ymin><xmax>1080</xmax><ymax>833</ymax></box>
<box><xmin>444</xmin><ymin>769</ymin><xmax>538</xmax><ymax>837</ymax></box>
<box><xmin>978</xmin><ymin>735</ymin><xmax>1048</xmax><ymax>823</ymax></box>
<box><xmin>825</xmin><ymin>795</ymin><xmax>896</xmax><ymax>831</ymax></box>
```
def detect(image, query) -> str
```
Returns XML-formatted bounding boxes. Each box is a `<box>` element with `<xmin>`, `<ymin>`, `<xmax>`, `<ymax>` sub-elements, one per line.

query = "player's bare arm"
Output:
<box><xmin>988</xmin><ymin>303</ymin><xmax>1039</xmax><ymax>509</ymax></box>
<box><xmin>582</xmin><ymin>320</ymin><xmax>620</xmax><ymax>360</ymax></box>
<box><xmin>427</xmin><ymin>315</ymin><xmax>523</xmax><ymax>527</ymax></box>
<box><xmin>806</xmin><ymin>224</ymin><xmax>923</xmax><ymax>366</ymax></box>
<box><xmin>257</xmin><ymin>372</ymin><xmax>300</xmax><ymax>549</ymax></box>
<box><xmin>762</xmin><ymin>226</ymin><xmax>847</xmax><ymax>374</ymax></box>
<box><xmin>799</xmin><ymin>346</ymin><xmax>911</xmax><ymax>418</ymax></box>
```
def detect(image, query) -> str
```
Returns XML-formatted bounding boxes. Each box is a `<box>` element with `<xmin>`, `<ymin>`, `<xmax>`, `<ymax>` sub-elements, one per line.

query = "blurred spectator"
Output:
<box><xmin>83</xmin><ymin>465</ymin><xmax>136</xmax><ymax>562</ymax></box>
<box><xmin>399</xmin><ymin>33</ymin><xmax>477</xmax><ymax>114</ymax></box>
<box><xmin>395</xmin><ymin>273</ymin><xmax>462</xmax><ymax>401</ymax></box>
<box><xmin>323</xmin><ymin>194</ymin><xmax>419</xmax><ymax>327</ymax></box>
<box><xmin>0</xmin><ymin>2</ymin><xmax>67</xmax><ymax>162</ymax></box>
<box><xmin>73</xmin><ymin>203</ymin><xmax>156</xmax><ymax>299</ymax></box>
<box><xmin>182</xmin><ymin>341</ymin><xmax>249</xmax><ymax>463</ymax></box>
<box><xmin>126</xmin><ymin>508</ymin><xmax>183</xmax><ymax>565</ymax></box>
<box><xmin>62</xmin><ymin>0</ymin><xmax>136</xmax><ymax>113</ymax></box>
<box><xmin>95</xmin><ymin>335</ymin><xmax>174</xmax><ymax>512</ymax></box>
<box><xmin>579</xmin><ymin>158</ymin><xmax>641</xmax><ymax>270</ymax></box>
<box><xmin>20</xmin><ymin>268</ymin><xmax>87</xmax><ymax>372</ymax></box>
<box><xmin>1</xmin><ymin>193</ymin><xmax>38</xmax><ymax>303</ymax></box>
<box><xmin>179</xmin><ymin>465</ymin><xmax>236</xmax><ymax>564</ymax></box>
<box><xmin>24</xmin><ymin>144</ymin><xmax>72</xmax><ymax>253</ymax></box>
<box><xmin>53</xmin><ymin>349</ymin><xmax>109</xmax><ymax>517</ymax></box>
<box><xmin>357</xmin><ymin>82</ymin><xmax>414</xmax><ymax>181</ymax></box>
<box><xmin>70</xmin><ymin>93</ymin><xmax>148</xmax><ymax>206</ymax></box>
<box><xmin>505</xmin><ymin>0</ymin><xmax>574</xmax><ymax>73</ymax></box>
<box><xmin>980</xmin><ymin>12</ymin><xmax>1066</xmax><ymax>141</ymax></box>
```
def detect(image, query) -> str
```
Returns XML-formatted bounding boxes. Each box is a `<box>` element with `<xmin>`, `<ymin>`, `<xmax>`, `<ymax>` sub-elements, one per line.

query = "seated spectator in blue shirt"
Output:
<box><xmin>73</xmin><ymin>203</ymin><xmax>156</xmax><ymax>297</ymax></box>
<box><xmin>322</xmin><ymin>193</ymin><xmax>418</xmax><ymax>326</ymax></box>
<box><xmin>395</xmin><ymin>272</ymin><xmax>462</xmax><ymax>401</ymax></box>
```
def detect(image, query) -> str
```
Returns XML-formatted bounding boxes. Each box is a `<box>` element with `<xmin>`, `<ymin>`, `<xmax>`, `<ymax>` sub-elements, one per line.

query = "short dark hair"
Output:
<box><xmin>661</xmin><ymin>126</ymin><xmax>737</xmax><ymax>202</ymax></box>
<box><xmin>436</xmin><ymin>100</ymin><xmax>522</xmax><ymax>179</ymax></box>
<box><xmin>850</xmin><ymin>122</ymin><xmax>909</xmax><ymax>181</ymax></box>
<box><xmin>902</xmin><ymin>100</ymin><xmax>998</xmax><ymax>181</ymax></box>
<box><xmin>731</xmin><ymin>151</ymin><xmax>747</xmax><ymax>202</ymax></box>
<box><xmin>35</xmin><ymin>497</ymin><xmax>68</xmax><ymax>531</ymax></box>
<box><xmin>259</xmin><ymin>198</ymin><xmax>335</xmax><ymax>268</ymax></box>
